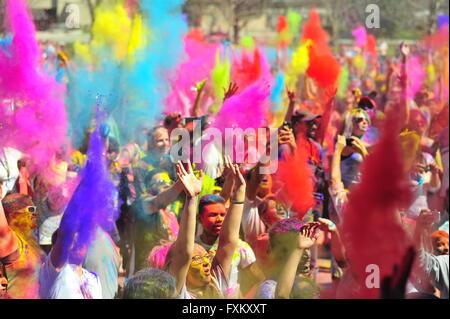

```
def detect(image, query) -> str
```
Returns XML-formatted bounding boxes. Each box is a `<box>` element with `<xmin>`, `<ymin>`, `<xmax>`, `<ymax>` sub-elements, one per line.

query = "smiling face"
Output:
<box><xmin>351</xmin><ymin>115</ymin><xmax>369</xmax><ymax>136</ymax></box>
<box><xmin>149</xmin><ymin>127</ymin><xmax>170</xmax><ymax>156</ymax></box>
<box><xmin>199</xmin><ymin>203</ymin><xmax>227</xmax><ymax>237</ymax></box>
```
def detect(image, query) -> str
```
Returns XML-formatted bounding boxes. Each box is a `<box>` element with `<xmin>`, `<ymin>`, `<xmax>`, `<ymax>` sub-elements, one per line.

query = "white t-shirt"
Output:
<box><xmin>242</xmin><ymin>197</ymin><xmax>266</xmax><ymax>245</ymax></box>
<box><xmin>0</xmin><ymin>147</ymin><xmax>22</xmax><ymax>198</ymax></box>
<box><xmin>406</xmin><ymin>153</ymin><xmax>439</xmax><ymax>219</ymax></box>
<box><xmin>39</xmin><ymin>255</ymin><xmax>102</xmax><ymax>299</ymax></box>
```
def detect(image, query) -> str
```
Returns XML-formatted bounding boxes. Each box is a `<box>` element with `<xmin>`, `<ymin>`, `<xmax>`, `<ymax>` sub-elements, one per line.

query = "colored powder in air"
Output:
<box><xmin>91</xmin><ymin>2</ymin><xmax>133</xmax><ymax>62</ymax></box>
<box><xmin>211</xmin><ymin>51</ymin><xmax>231</xmax><ymax>105</ymax></box>
<box><xmin>59</xmin><ymin>118</ymin><xmax>118</xmax><ymax>265</ymax></box>
<box><xmin>287</xmin><ymin>11</ymin><xmax>302</xmax><ymax>37</ymax></box>
<box><xmin>301</xmin><ymin>9</ymin><xmax>329</xmax><ymax>51</ymax></box>
<box><xmin>231</xmin><ymin>48</ymin><xmax>272</xmax><ymax>92</ymax></box>
<box><xmin>337</xmin><ymin>63</ymin><xmax>350</xmax><ymax>99</ymax></box>
<box><xmin>426</xmin><ymin>64</ymin><xmax>436</xmax><ymax>87</ymax></box>
<box><xmin>407</xmin><ymin>56</ymin><xmax>425</xmax><ymax>99</ymax></box>
<box><xmin>212</xmin><ymin>81</ymin><xmax>270</xmax><ymax>134</ymax></box>
<box><xmin>351</xmin><ymin>25</ymin><xmax>367</xmax><ymax>48</ymax></box>
<box><xmin>339</xmin><ymin>111</ymin><xmax>413</xmax><ymax>299</ymax></box>
<box><xmin>437</xmin><ymin>14</ymin><xmax>449</xmax><ymax>30</ymax></box>
<box><xmin>270</xmin><ymin>73</ymin><xmax>285</xmax><ymax>112</ymax></box>
<box><xmin>123</xmin><ymin>0</ymin><xmax>187</xmax><ymax>141</ymax></box>
<box><xmin>285</xmin><ymin>40</ymin><xmax>310</xmax><ymax>89</ymax></box>
<box><xmin>302</xmin><ymin>10</ymin><xmax>340</xmax><ymax>89</ymax></box>
<box><xmin>165</xmin><ymin>37</ymin><xmax>218</xmax><ymax>116</ymax></box>
<box><xmin>307</xmin><ymin>44</ymin><xmax>340</xmax><ymax>89</ymax></box>
<box><xmin>275</xmin><ymin>138</ymin><xmax>315</xmax><ymax>219</ymax></box>
<box><xmin>277</xmin><ymin>16</ymin><xmax>290</xmax><ymax>48</ymax></box>
<box><xmin>353</xmin><ymin>54</ymin><xmax>366</xmax><ymax>74</ymax></box>
<box><xmin>240</xmin><ymin>35</ymin><xmax>256</xmax><ymax>50</ymax></box>
<box><xmin>366</xmin><ymin>34</ymin><xmax>377</xmax><ymax>58</ymax></box>
<box><xmin>0</xmin><ymin>0</ymin><xmax>68</xmax><ymax>181</ymax></box>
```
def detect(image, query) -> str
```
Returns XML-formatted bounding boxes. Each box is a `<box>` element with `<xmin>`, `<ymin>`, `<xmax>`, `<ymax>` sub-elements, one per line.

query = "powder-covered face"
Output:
<box><xmin>352</xmin><ymin>115</ymin><xmax>369</xmax><ymax>136</ymax></box>
<box><xmin>0</xmin><ymin>273</ymin><xmax>7</xmax><ymax>298</ymax></box>
<box><xmin>433</xmin><ymin>236</ymin><xmax>449</xmax><ymax>256</ymax></box>
<box><xmin>9</xmin><ymin>209</ymin><xmax>37</xmax><ymax>235</ymax></box>
<box><xmin>187</xmin><ymin>245</ymin><xmax>214</xmax><ymax>288</ymax></box>
<box><xmin>257</xmin><ymin>174</ymin><xmax>272</xmax><ymax>198</ymax></box>
<box><xmin>260</xmin><ymin>200</ymin><xmax>285</xmax><ymax>228</ymax></box>
<box><xmin>199</xmin><ymin>203</ymin><xmax>227</xmax><ymax>236</ymax></box>
<box><xmin>149</xmin><ymin>172</ymin><xmax>171</xmax><ymax>195</ymax></box>
<box><xmin>150</xmin><ymin>128</ymin><xmax>170</xmax><ymax>156</ymax></box>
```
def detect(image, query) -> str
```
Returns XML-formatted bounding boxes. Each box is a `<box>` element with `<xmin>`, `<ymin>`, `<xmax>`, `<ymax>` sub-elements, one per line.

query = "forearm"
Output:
<box><xmin>221</xmin><ymin>186</ymin><xmax>245</xmax><ymax>245</ymax></box>
<box><xmin>215</xmin><ymin>186</ymin><xmax>246</xmax><ymax>277</ymax></box>
<box><xmin>275</xmin><ymin>248</ymin><xmax>303</xmax><ymax>299</ymax></box>
<box><xmin>192</xmin><ymin>87</ymin><xmax>204</xmax><ymax>117</ymax></box>
<box><xmin>170</xmin><ymin>195</ymin><xmax>199</xmax><ymax>292</ymax></box>
<box><xmin>330</xmin><ymin>231</ymin><xmax>346</xmax><ymax>267</ymax></box>
<box><xmin>429</xmin><ymin>172</ymin><xmax>441</xmax><ymax>190</ymax></box>
<box><xmin>220</xmin><ymin>177</ymin><xmax>235</xmax><ymax>203</ymax></box>
<box><xmin>284</xmin><ymin>100</ymin><xmax>295</xmax><ymax>123</ymax></box>
<box><xmin>0</xmin><ymin>203</ymin><xmax>9</xmax><ymax>237</ymax></box>
<box><xmin>331</xmin><ymin>147</ymin><xmax>344</xmax><ymax>186</ymax></box>
<box><xmin>144</xmin><ymin>181</ymin><xmax>183</xmax><ymax>213</ymax></box>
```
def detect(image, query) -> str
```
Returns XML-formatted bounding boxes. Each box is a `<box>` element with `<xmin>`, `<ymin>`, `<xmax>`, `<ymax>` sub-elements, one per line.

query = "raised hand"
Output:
<box><xmin>416</xmin><ymin>209</ymin><xmax>435</xmax><ymax>229</ymax></box>
<box><xmin>286</xmin><ymin>87</ymin><xmax>296</xmax><ymax>105</ymax></box>
<box><xmin>317</xmin><ymin>218</ymin><xmax>337</xmax><ymax>233</ymax></box>
<box><xmin>223</xmin><ymin>82</ymin><xmax>239</xmax><ymax>102</ymax></box>
<box><xmin>298</xmin><ymin>222</ymin><xmax>320</xmax><ymax>249</ymax></box>
<box><xmin>335</xmin><ymin>135</ymin><xmax>347</xmax><ymax>152</ymax></box>
<box><xmin>350</xmin><ymin>137</ymin><xmax>368</xmax><ymax>157</ymax></box>
<box><xmin>278</xmin><ymin>127</ymin><xmax>296</xmax><ymax>151</ymax></box>
<box><xmin>176</xmin><ymin>159</ymin><xmax>203</xmax><ymax>198</ymax></box>
<box><xmin>222</xmin><ymin>155</ymin><xmax>236</xmax><ymax>179</ymax></box>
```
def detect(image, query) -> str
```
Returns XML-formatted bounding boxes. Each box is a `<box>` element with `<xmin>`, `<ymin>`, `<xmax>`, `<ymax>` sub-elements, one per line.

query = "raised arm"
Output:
<box><xmin>0</xmin><ymin>201</ymin><xmax>18</xmax><ymax>257</ymax></box>
<box><xmin>283</xmin><ymin>88</ymin><xmax>296</xmax><ymax>123</ymax></box>
<box><xmin>192</xmin><ymin>79</ymin><xmax>207</xmax><ymax>117</ymax></box>
<box><xmin>331</xmin><ymin>135</ymin><xmax>346</xmax><ymax>187</ymax></box>
<box><xmin>318</xmin><ymin>218</ymin><xmax>347</xmax><ymax>267</ymax></box>
<box><xmin>168</xmin><ymin>160</ymin><xmax>203</xmax><ymax>294</ymax></box>
<box><xmin>219</xmin><ymin>155</ymin><xmax>235</xmax><ymax>204</ymax></box>
<box><xmin>213</xmin><ymin>162</ymin><xmax>246</xmax><ymax>279</ymax></box>
<box><xmin>276</xmin><ymin>223</ymin><xmax>319</xmax><ymax>299</ymax></box>
<box><xmin>142</xmin><ymin>180</ymin><xmax>184</xmax><ymax>214</ymax></box>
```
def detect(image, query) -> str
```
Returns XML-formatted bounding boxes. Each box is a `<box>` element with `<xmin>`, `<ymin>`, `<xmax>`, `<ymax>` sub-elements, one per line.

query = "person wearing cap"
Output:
<box><xmin>279</xmin><ymin>104</ymin><xmax>327</xmax><ymax>280</ymax></box>
<box><xmin>0</xmin><ymin>193</ymin><xmax>45</xmax><ymax>298</ymax></box>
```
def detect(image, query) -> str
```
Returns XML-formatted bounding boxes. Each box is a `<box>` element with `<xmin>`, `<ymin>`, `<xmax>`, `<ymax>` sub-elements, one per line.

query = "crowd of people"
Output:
<box><xmin>0</xmin><ymin>0</ymin><xmax>448</xmax><ymax>300</ymax></box>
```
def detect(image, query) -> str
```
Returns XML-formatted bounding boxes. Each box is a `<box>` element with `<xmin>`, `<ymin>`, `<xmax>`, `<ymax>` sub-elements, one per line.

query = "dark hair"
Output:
<box><xmin>198</xmin><ymin>194</ymin><xmax>225</xmax><ymax>215</ymax></box>
<box><xmin>124</xmin><ymin>268</ymin><xmax>177</xmax><ymax>299</ymax></box>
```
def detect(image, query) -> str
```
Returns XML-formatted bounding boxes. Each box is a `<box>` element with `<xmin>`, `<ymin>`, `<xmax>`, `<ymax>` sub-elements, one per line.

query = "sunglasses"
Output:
<box><xmin>191</xmin><ymin>252</ymin><xmax>214</xmax><ymax>265</ymax></box>
<box><xmin>353</xmin><ymin>117</ymin><xmax>367</xmax><ymax>123</ymax></box>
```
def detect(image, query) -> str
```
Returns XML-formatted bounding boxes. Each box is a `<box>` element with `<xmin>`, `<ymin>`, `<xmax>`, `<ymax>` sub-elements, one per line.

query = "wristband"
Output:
<box><xmin>232</xmin><ymin>200</ymin><xmax>245</xmax><ymax>205</ymax></box>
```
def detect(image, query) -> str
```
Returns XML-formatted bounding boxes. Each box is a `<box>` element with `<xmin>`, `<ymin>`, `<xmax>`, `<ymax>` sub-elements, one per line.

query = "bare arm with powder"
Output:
<box><xmin>142</xmin><ymin>180</ymin><xmax>184</xmax><ymax>214</ymax></box>
<box><xmin>168</xmin><ymin>160</ymin><xmax>203</xmax><ymax>294</ymax></box>
<box><xmin>276</xmin><ymin>223</ymin><xmax>319</xmax><ymax>299</ymax></box>
<box><xmin>213</xmin><ymin>161</ymin><xmax>246</xmax><ymax>279</ymax></box>
<box><xmin>0</xmin><ymin>201</ymin><xmax>18</xmax><ymax>258</ymax></box>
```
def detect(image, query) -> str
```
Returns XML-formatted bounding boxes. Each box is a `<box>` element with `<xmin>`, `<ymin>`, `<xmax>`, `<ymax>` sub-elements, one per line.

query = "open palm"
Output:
<box><xmin>176</xmin><ymin>160</ymin><xmax>203</xmax><ymax>198</ymax></box>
